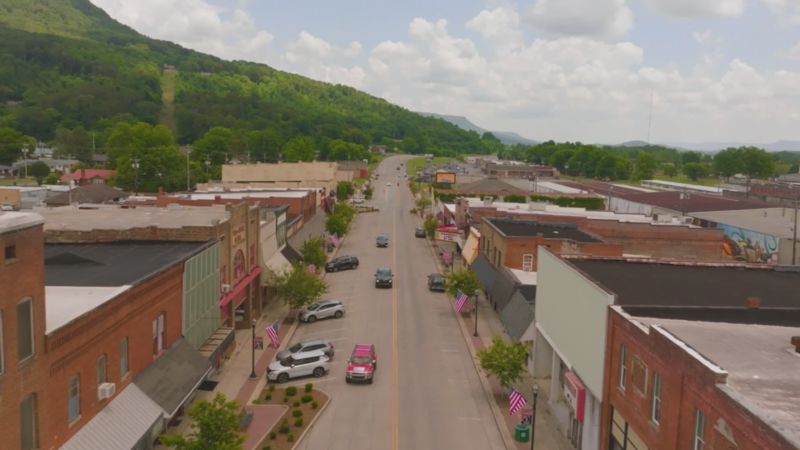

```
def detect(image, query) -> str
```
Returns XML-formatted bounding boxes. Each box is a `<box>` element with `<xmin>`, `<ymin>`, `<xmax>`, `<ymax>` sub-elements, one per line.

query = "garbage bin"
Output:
<box><xmin>514</xmin><ymin>423</ymin><xmax>531</xmax><ymax>442</ymax></box>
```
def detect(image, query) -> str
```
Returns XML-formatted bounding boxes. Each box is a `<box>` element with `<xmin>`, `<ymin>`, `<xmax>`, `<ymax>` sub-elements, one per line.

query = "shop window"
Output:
<box><xmin>17</xmin><ymin>297</ymin><xmax>34</xmax><ymax>362</ymax></box>
<box><xmin>522</xmin><ymin>254</ymin><xmax>534</xmax><ymax>272</ymax></box>
<box><xmin>68</xmin><ymin>375</ymin><xmax>80</xmax><ymax>423</ymax></box>
<box><xmin>630</xmin><ymin>355</ymin><xmax>648</xmax><ymax>395</ymax></box>
<box><xmin>120</xmin><ymin>337</ymin><xmax>129</xmax><ymax>376</ymax></box>
<box><xmin>694</xmin><ymin>409</ymin><xmax>706</xmax><ymax>450</ymax></box>
<box><xmin>96</xmin><ymin>354</ymin><xmax>107</xmax><ymax>385</ymax></box>
<box><xmin>619</xmin><ymin>344</ymin><xmax>627</xmax><ymax>391</ymax></box>
<box><xmin>152</xmin><ymin>313</ymin><xmax>165</xmax><ymax>356</ymax></box>
<box><xmin>20</xmin><ymin>393</ymin><xmax>38</xmax><ymax>450</ymax></box>
<box><xmin>651</xmin><ymin>372</ymin><xmax>662</xmax><ymax>425</ymax></box>
<box><xmin>5</xmin><ymin>243</ymin><xmax>17</xmax><ymax>262</ymax></box>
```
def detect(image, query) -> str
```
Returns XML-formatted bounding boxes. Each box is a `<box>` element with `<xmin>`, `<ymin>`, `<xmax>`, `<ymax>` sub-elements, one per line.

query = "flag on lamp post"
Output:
<box><xmin>453</xmin><ymin>291</ymin><xmax>468</xmax><ymax>312</ymax></box>
<box><xmin>266</xmin><ymin>321</ymin><xmax>280</xmax><ymax>348</ymax></box>
<box><xmin>508</xmin><ymin>387</ymin><xmax>528</xmax><ymax>415</ymax></box>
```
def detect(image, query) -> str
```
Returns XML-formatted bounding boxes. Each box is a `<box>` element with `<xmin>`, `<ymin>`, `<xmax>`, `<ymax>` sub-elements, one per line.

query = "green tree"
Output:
<box><xmin>680</xmin><ymin>151</ymin><xmax>703</xmax><ymax>165</ymax></box>
<box><xmin>632</xmin><ymin>151</ymin><xmax>657</xmax><ymax>180</ymax></box>
<box><xmin>423</xmin><ymin>214</ymin><xmax>439</xmax><ymax>238</ymax></box>
<box><xmin>53</xmin><ymin>126</ymin><xmax>93</xmax><ymax>162</ymax></box>
<box><xmin>104</xmin><ymin>121</ymin><xmax>175</xmax><ymax>166</ymax></box>
<box><xmin>0</xmin><ymin>127</ymin><xmax>35</xmax><ymax>165</ymax></box>
<box><xmin>682</xmin><ymin>162</ymin><xmax>709</xmax><ymax>181</ymax></box>
<box><xmin>336</xmin><ymin>181</ymin><xmax>355</xmax><ymax>200</ymax></box>
<box><xmin>300</xmin><ymin>236</ymin><xmax>327</xmax><ymax>268</ymax></box>
<box><xmin>739</xmin><ymin>146</ymin><xmax>775</xmax><ymax>179</ymax></box>
<box><xmin>193</xmin><ymin>126</ymin><xmax>235</xmax><ymax>165</ymax></box>
<box><xmin>282</xmin><ymin>136</ymin><xmax>316</xmax><ymax>162</ymax></box>
<box><xmin>444</xmin><ymin>268</ymin><xmax>481</xmax><ymax>297</ymax></box>
<box><xmin>325</xmin><ymin>213</ymin><xmax>348</xmax><ymax>237</ymax></box>
<box><xmin>477</xmin><ymin>337</ymin><xmax>528</xmax><ymax>387</ymax></box>
<box><xmin>274</xmin><ymin>263</ymin><xmax>329</xmax><ymax>311</ymax></box>
<box><xmin>160</xmin><ymin>393</ymin><xmax>244</xmax><ymax>450</ymax></box>
<box><xmin>712</xmin><ymin>148</ymin><xmax>743</xmax><ymax>178</ymax></box>
<box><xmin>247</xmin><ymin>129</ymin><xmax>282</xmax><ymax>163</ymax></box>
<box><xmin>28</xmin><ymin>161</ymin><xmax>51</xmax><ymax>185</ymax></box>
<box><xmin>415</xmin><ymin>196</ymin><xmax>431</xmax><ymax>216</ymax></box>
<box><xmin>661</xmin><ymin>163</ymin><xmax>677</xmax><ymax>177</ymax></box>
<box><xmin>363</xmin><ymin>186</ymin><xmax>374</xmax><ymax>199</ymax></box>
<box><xmin>103</xmin><ymin>122</ymin><xmax>187</xmax><ymax>191</ymax></box>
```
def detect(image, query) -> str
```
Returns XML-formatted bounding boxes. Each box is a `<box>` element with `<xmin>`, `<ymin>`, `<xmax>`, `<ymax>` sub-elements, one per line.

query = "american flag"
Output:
<box><xmin>266</xmin><ymin>321</ymin><xmax>280</xmax><ymax>348</ymax></box>
<box><xmin>453</xmin><ymin>291</ymin><xmax>468</xmax><ymax>312</ymax></box>
<box><xmin>330</xmin><ymin>233</ymin><xmax>340</xmax><ymax>248</ymax></box>
<box><xmin>508</xmin><ymin>387</ymin><xmax>527</xmax><ymax>415</ymax></box>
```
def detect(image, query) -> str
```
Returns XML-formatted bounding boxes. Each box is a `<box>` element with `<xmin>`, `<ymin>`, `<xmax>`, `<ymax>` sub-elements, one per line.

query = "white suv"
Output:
<box><xmin>267</xmin><ymin>350</ymin><xmax>331</xmax><ymax>383</ymax></box>
<box><xmin>299</xmin><ymin>300</ymin><xmax>345</xmax><ymax>323</ymax></box>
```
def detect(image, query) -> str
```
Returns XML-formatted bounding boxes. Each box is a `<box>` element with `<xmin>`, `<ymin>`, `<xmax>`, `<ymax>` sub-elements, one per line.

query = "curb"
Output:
<box><xmin>290</xmin><ymin>388</ymin><xmax>332</xmax><ymax>450</ymax></box>
<box><xmin>422</xmin><ymin>237</ymin><xmax>517</xmax><ymax>450</ymax></box>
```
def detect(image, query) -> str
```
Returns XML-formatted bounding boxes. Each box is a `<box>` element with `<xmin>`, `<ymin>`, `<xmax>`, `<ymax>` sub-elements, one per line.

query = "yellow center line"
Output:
<box><xmin>391</xmin><ymin>189</ymin><xmax>400</xmax><ymax>450</ymax></box>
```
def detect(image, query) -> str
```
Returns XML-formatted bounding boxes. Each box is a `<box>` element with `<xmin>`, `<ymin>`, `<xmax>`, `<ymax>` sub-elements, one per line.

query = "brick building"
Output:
<box><xmin>481</xmin><ymin>162</ymin><xmax>558</xmax><ymax>178</ymax></box>
<box><xmin>0</xmin><ymin>212</ymin><xmax>49</xmax><ymax>450</ymax></box>
<box><xmin>59</xmin><ymin>169</ymin><xmax>116</xmax><ymax>186</ymax></box>
<box><xmin>479</xmin><ymin>217</ymin><xmax>622</xmax><ymax>271</ymax></box>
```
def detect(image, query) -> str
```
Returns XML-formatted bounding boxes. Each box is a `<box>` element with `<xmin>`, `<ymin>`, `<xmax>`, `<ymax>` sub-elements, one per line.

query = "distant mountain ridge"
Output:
<box><xmin>418</xmin><ymin>113</ymin><xmax>538</xmax><ymax>146</ymax></box>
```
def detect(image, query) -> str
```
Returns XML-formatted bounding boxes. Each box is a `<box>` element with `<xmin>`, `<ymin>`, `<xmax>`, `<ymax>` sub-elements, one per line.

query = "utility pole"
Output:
<box><xmin>186</xmin><ymin>148</ymin><xmax>191</xmax><ymax>192</ymax></box>
<box><xmin>132</xmin><ymin>158</ymin><xmax>140</xmax><ymax>194</ymax></box>
<box><xmin>793</xmin><ymin>195</ymin><xmax>798</xmax><ymax>265</ymax></box>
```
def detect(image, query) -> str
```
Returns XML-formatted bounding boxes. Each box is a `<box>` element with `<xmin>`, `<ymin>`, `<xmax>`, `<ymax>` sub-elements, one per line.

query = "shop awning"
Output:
<box><xmin>60</xmin><ymin>384</ymin><xmax>163</xmax><ymax>450</ymax></box>
<box><xmin>461</xmin><ymin>230</ymin><xmax>480</xmax><ymax>265</ymax></box>
<box><xmin>134</xmin><ymin>338</ymin><xmax>212</xmax><ymax>419</ymax></box>
<box><xmin>262</xmin><ymin>248</ymin><xmax>292</xmax><ymax>284</ymax></box>
<box><xmin>219</xmin><ymin>266</ymin><xmax>263</xmax><ymax>308</ymax></box>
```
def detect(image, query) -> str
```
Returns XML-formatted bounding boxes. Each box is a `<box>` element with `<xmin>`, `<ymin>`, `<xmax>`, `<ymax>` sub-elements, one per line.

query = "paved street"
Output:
<box><xmin>294</xmin><ymin>155</ymin><xmax>506</xmax><ymax>450</ymax></box>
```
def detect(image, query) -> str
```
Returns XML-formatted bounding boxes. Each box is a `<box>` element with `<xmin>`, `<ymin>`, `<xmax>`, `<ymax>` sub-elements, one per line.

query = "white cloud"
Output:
<box><xmin>523</xmin><ymin>0</ymin><xmax>634</xmax><ymax>38</ymax></box>
<box><xmin>282</xmin><ymin>31</ymin><xmax>365</xmax><ymax>87</ymax></box>
<box><xmin>780</xmin><ymin>41</ymin><xmax>800</xmax><ymax>60</ymax></box>
<box><xmin>644</xmin><ymin>0</ymin><xmax>745</xmax><ymax>17</ymax></box>
<box><xmin>762</xmin><ymin>0</ymin><xmax>800</xmax><ymax>24</ymax></box>
<box><xmin>466</xmin><ymin>7</ymin><xmax>524</xmax><ymax>53</ymax></box>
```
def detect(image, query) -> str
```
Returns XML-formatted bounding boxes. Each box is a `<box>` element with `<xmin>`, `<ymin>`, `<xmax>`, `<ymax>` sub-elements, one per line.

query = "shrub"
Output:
<box><xmin>282</xmin><ymin>418</ymin><xmax>288</xmax><ymax>426</ymax></box>
<box><xmin>285</xmin><ymin>386</ymin><xmax>297</xmax><ymax>396</ymax></box>
<box><xmin>292</xmin><ymin>400</ymin><xmax>300</xmax><ymax>408</ymax></box>
<box><xmin>311</xmin><ymin>401</ymin><xmax>319</xmax><ymax>409</ymax></box>
<box><xmin>265</xmin><ymin>394</ymin><xmax>271</xmax><ymax>401</ymax></box>
<box><xmin>282</xmin><ymin>396</ymin><xmax>289</xmax><ymax>403</ymax></box>
<box><xmin>269</xmin><ymin>432</ymin><xmax>277</xmax><ymax>440</ymax></box>
<box><xmin>288</xmin><ymin>434</ymin><xmax>295</xmax><ymax>443</ymax></box>
<box><xmin>304</xmin><ymin>383</ymin><xmax>313</xmax><ymax>393</ymax></box>
<box><xmin>301</xmin><ymin>394</ymin><xmax>313</xmax><ymax>404</ymax></box>
<box><xmin>294</xmin><ymin>418</ymin><xmax>304</xmax><ymax>428</ymax></box>
<box><xmin>268</xmin><ymin>384</ymin><xmax>276</xmax><ymax>392</ymax></box>
<box><xmin>292</xmin><ymin>409</ymin><xmax>303</xmax><ymax>418</ymax></box>
<box><xmin>278</xmin><ymin>424</ymin><xmax>290</xmax><ymax>434</ymax></box>
<box><xmin>263</xmin><ymin>446</ymin><xmax>271</xmax><ymax>450</ymax></box>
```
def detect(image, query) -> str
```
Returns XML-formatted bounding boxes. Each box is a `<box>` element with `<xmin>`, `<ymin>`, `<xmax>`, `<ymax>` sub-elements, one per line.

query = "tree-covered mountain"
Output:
<box><xmin>0</xmin><ymin>0</ymin><xmax>495</xmax><ymax>162</ymax></box>
<box><xmin>419</xmin><ymin>112</ymin><xmax>538</xmax><ymax>145</ymax></box>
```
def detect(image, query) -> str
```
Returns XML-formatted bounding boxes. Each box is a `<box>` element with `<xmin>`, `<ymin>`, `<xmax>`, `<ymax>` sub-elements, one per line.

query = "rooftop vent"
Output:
<box><xmin>791</xmin><ymin>336</ymin><xmax>800</xmax><ymax>354</ymax></box>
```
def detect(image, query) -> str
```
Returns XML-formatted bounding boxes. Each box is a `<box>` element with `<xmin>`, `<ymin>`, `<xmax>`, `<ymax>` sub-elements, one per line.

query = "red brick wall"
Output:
<box><xmin>40</xmin><ymin>264</ymin><xmax>184</xmax><ymax>450</ymax></box>
<box><xmin>600</xmin><ymin>308</ymin><xmax>793</xmax><ymax>450</ymax></box>
<box><xmin>0</xmin><ymin>223</ymin><xmax>49</xmax><ymax>450</ymax></box>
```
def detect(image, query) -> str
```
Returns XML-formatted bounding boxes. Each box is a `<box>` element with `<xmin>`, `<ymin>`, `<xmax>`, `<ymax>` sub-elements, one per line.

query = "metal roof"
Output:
<box><xmin>59</xmin><ymin>384</ymin><xmax>163</xmax><ymax>450</ymax></box>
<box><xmin>470</xmin><ymin>254</ymin><xmax>498</xmax><ymax>291</ymax></box>
<box><xmin>487</xmin><ymin>266</ymin><xmax>520</xmax><ymax>312</ymax></box>
<box><xmin>499</xmin><ymin>291</ymin><xmax>536</xmax><ymax>341</ymax></box>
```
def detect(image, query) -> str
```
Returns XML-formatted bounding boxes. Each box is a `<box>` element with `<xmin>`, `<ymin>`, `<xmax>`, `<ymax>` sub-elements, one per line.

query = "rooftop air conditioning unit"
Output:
<box><xmin>97</xmin><ymin>382</ymin><xmax>116</xmax><ymax>400</ymax></box>
<box><xmin>222</xmin><ymin>284</ymin><xmax>232</xmax><ymax>293</ymax></box>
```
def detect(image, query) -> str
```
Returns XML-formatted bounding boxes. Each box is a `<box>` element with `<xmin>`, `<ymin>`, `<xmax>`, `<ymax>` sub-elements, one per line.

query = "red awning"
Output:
<box><xmin>219</xmin><ymin>266</ymin><xmax>263</xmax><ymax>309</ymax></box>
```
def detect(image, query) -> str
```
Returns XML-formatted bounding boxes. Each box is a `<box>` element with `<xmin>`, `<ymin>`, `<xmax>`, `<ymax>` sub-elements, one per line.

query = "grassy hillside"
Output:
<box><xmin>0</xmin><ymin>0</ymin><xmax>492</xmax><ymax>155</ymax></box>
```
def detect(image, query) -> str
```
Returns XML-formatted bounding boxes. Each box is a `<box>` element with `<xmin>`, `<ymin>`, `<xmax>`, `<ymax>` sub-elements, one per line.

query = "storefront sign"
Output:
<box><xmin>564</xmin><ymin>371</ymin><xmax>586</xmax><ymax>422</ymax></box>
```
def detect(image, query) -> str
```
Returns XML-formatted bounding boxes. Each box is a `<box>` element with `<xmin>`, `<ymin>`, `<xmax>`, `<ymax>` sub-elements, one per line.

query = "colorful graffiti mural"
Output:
<box><xmin>718</xmin><ymin>224</ymin><xmax>779</xmax><ymax>264</ymax></box>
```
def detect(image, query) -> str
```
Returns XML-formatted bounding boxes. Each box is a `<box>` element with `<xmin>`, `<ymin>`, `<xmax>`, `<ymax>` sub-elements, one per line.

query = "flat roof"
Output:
<box><xmin>691</xmin><ymin>209</ymin><xmax>797</xmax><ymax>238</ymax></box>
<box><xmin>635</xmin><ymin>316</ymin><xmax>800</xmax><ymax>448</ymax></box>
<box><xmin>45</xmin><ymin>241</ymin><xmax>209</xmax><ymax>287</ymax></box>
<box><xmin>571</xmin><ymin>258</ymin><xmax>800</xmax><ymax>308</ymax></box>
<box><xmin>507</xmin><ymin>268</ymin><xmax>538</xmax><ymax>285</ymax></box>
<box><xmin>486</xmin><ymin>217</ymin><xmax>602</xmax><ymax>242</ymax></box>
<box><xmin>642</xmin><ymin>179</ymin><xmax>723</xmax><ymax>193</ymax></box>
<box><xmin>189</xmin><ymin>190</ymin><xmax>311</xmax><ymax>199</ymax></box>
<box><xmin>0</xmin><ymin>211</ymin><xmax>43</xmax><ymax>234</ymax></box>
<box><xmin>45</xmin><ymin>286</ymin><xmax>131</xmax><ymax>334</ymax></box>
<box><xmin>37</xmin><ymin>205</ymin><xmax>229</xmax><ymax>231</ymax></box>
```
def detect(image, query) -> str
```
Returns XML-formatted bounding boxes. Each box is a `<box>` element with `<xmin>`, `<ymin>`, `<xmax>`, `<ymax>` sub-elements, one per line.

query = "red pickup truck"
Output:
<box><xmin>345</xmin><ymin>344</ymin><xmax>377</xmax><ymax>384</ymax></box>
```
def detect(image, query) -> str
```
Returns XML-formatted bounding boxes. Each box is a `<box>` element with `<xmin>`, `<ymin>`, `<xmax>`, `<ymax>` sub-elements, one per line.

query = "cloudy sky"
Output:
<box><xmin>89</xmin><ymin>0</ymin><xmax>800</xmax><ymax>144</ymax></box>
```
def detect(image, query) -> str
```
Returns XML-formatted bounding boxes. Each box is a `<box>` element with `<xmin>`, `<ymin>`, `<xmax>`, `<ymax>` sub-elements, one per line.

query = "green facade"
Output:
<box><xmin>183</xmin><ymin>243</ymin><xmax>221</xmax><ymax>349</ymax></box>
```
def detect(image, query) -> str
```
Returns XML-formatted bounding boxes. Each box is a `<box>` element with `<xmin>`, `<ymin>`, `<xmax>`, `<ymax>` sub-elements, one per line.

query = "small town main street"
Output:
<box><xmin>294</xmin><ymin>155</ymin><xmax>506</xmax><ymax>450</ymax></box>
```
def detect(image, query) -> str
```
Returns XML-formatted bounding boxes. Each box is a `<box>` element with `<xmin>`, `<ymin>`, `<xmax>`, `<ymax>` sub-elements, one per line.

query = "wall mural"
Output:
<box><xmin>718</xmin><ymin>223</ymin><xmax>779</xmax><ymax>264</ymax></box>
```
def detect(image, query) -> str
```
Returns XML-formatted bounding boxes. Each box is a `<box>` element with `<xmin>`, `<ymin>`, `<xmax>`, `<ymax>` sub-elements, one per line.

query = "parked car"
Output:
<box><xmin>325</xmin><ymin>255</ymin><xmax>359</xmax><ymax>272</ymax></box>
<box><xmin>375</xmin><ymin>267</ymin><xmax>394</xmax><ymax>288</ymax></box>
<box><xmin>376</xmin><ymin>234</ymin><xmax>389</xmax><ymax>247</ymax></box>
<box><xmin>345</xmin><ymin>344</ymin><xmax>377</xmax><ymax>384</ymax></box>
<box><xmin>428</xmin><ymin>273</ymin><xmax>446</xmax><ymax>292</ymax></box>
<box><xmin>276</xmin><ymin>338</ymin><xmax>334</xmax><ymax>361</ymax></box>
<box><xmin>351</xmin><ymin>197</ymin><xmax>365</xmax><ymax>204</ymax></box>
<box><xmin>415</xmin><ymin>227</ymin><xmax>425</xmax><ymax>238</ymax></box>
<box><xmin>299</xmin><ymin>300</ymin><xmax>345</xmax><ymax>323</ymax></box>
<box><xmin>267</xmin><ymin>350</ymin><xmax>330</xmax><ymax>383</ymax></box>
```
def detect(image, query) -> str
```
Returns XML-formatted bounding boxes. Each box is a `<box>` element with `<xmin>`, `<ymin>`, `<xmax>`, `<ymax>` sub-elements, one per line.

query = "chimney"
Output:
<box><xmin>745</xmin><ymin>297</ymin><xmax>761</xmax><ymax>309</ymax></box>
<box><xmin>792</xmin><ymin>336</ymin><xmax>800</xmax><ymax>353</ymax></box>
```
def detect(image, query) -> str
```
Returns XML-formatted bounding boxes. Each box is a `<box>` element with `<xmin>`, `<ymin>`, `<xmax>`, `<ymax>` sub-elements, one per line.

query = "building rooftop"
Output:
<box><xmin>456</xmin><ymin>177</ymin><xmax>527</xmax><ymax>193</ymax></box>
<box><xmin>625</xmin><ymin>191</ymin><xmax>772</xmax><ymax>213</ymax></box>
<box><xmin>0</xmin><ymin>211</ymin><xmax>43</xmax><ymax>234</ymax></box>
<box><xmin>642</xmin><ymin>179</ymin><xmax>724</xmax><ymax>194</ymax></box>
<box><xmin>45</xmin><ymin>184</ymin><xmax>130</xmax><ymax>206</ymax></box>
<box><xmin>188</xmin><ymin>190</ymin><xmax>311</xmax><ymax>199</ymax></box>
<box><xmin>38</xmin><ymin>204</ymin><xmax>229</xmax><ymax>231</ymax></box>
<box><xmin>59</xmin><ymin>169</ymin><xmax>116</xmax><ymax>182</ymax></box>
<box><xmin>571</xmin><ymin>258</ymin><xmax>800</xmax><ymax>308</ymax></box>
<box><xmin>486</xmin><ymin>217</ymin><xmax>602</xmax><ymax>242</ymax></box>
<box><xmin>634</xmin><ymin>316</ymin><xmax>800</xmax><ymax>448</ymax></box>
<box><xmin>45</xmin><ymin>286</ymin><xmax>131</xmax><ymax>334</ymax></box>
<box><xmin>691</xmin><ymin>209</ymin><xmax>798</xmax><ymax>239</ymax></box>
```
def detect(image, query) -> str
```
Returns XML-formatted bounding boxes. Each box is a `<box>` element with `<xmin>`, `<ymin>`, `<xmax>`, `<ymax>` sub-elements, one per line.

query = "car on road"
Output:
<box><xmin>276</xmin><ymin>338</ymin><xmax>334</xmax><ymax>361</ymax></box>
<box><xmin>267</xmin><ymin>350</ymin><xmax>330</xmax><ymax>383</ymax></box>
<box><xmin>325</xmin><ymin>255</ymin><xmax>359</xmax><ymax>272</ymax></box>
<box><xmin>376</xmin><ymin>234</ymin><xmax>389</xmax><ymax>247</ymax></box>
<box><xmin>345</xmin><ymin>344</ymin><xmax>377</xmax><ymax>384</ymax></box>
<box><xmin>374</xmin><ymin>267</ymin><xmax>394</xmax><ymax>288</ymax></box>
<box><xmin>299</xmin><ymin>300</ymin><xmax>345</xmax><ymax>323</ymax></box>
<box><xmin>350</xmin><ymin>197</ymin><xmax>365</xmax><ymax>204</ymax></box>
<box><xmin>428</xmin><ymin>273</ymin><xmax>446</xmax><ymax>292</ymax></box>
<box><xmin>415</xmin><ymin>227</ymin><xmax>425</xmax><ymax>238</ymax></box>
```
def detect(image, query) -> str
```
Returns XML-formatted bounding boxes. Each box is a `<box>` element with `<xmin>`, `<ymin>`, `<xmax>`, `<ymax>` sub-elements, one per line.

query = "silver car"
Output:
<box><xmin>267</xmin><ymin>350</ymin><xmax>330</xmax><ymax>383</ymax></box>
<box><xmin>299</xmin><ymin>300</ymin><xmax>345</xmax><ymax>323</ymax></box>
<box><xmin>276</xmin><ymin>338</ymin><xmax>334</xmax><ymax>361</ymax></box>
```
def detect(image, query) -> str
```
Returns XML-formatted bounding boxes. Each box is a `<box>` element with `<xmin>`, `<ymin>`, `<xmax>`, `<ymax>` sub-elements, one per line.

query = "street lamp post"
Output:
<box><xmin>530</xmin><ymin>384</ymin><xmax>539</xmax><ymax>449</ymax></box>
<box><xmin>22</xmin><ymin>148</ymin><xmax>29</xmax><ymax>179</ymax></box>
<box><xmin>131</xmin><ymin>158</ymin><xmax>140</xmax><ymax>194</ymax></box>
<box><xmin>249</xmin><ymin>319</ymin><xmax>257</xmax><ymax>379</ymax></box>
<box><xmin>473</xmin><ymin>292</ymin><xmax>479</xmax><ymax>337</ymax></box>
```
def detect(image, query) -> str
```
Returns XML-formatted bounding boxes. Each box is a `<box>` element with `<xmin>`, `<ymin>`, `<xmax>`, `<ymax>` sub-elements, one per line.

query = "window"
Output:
<box><xmin>650</xmin><ymin>372</ymin><xmax>661</xmax><ymax>425</ymax></box>
<box><xmin>152</xmin><ymin>313</ymin><xmax>165</xmax><ymax>355</ymax></box>
<box><xmin>522</xmin><ymin>254</ymin><xmax>534</xmax><ymax>272</ymax></box>
<box><xmin>20</xmin><ymin>393</ymin><xmax>38</xmax><ymax>450</ymax></box>
<box><xmin>618</xmin><ymin>344</ymin><xmax>627</xmax><ymax>390</ymax></box>
<box><xmin>0</xmin><ymin>310</ymin><xmax>4</xmax><ymax>374</ymax></box>
<box><xmin>17</xmin><ymin>298</ymin><xmax>34</xmax><ymax>361</ymax></box>
<box><xmin>5</xmin><ymin>244</ymin><xmax>16</xmax><ymax>262</ymax></box>
<box><xmin>120</xmin><ymin>337</ymin><xmax>129</xmax><ymax>376</ymax></box>
<box><xmin>96</xmin><ymin>354</ymin><xmax>107</xmax><ymax>386</ymax></box>
<box><xmin>693</xmin><ymin>409</ymin><xmax>706</xmax><ymax>450</ymax></box>
<box><xmin>68</xmin><ymin>375</ymin><xmax>80</xmax><ymax>423</ymax></box>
